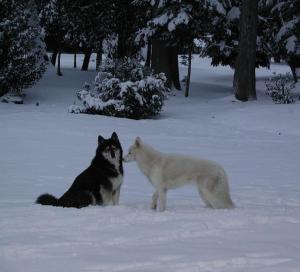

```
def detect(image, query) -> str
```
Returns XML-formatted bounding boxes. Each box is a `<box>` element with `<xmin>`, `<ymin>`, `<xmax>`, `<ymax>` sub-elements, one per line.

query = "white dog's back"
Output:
<box><xmin>160</xmin><ymin>153</ymin><xmax>223</xmax><ymax>186</ymax></box>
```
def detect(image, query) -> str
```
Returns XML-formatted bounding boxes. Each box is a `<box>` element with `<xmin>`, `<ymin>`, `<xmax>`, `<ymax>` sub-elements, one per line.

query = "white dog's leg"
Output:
<box><xmin>197</xmin><ymin>185</ymin><xmax>213</xmax><ymax>208</ymax></box>
<box><xmin>158</xmin><ymin>187</ymin><xmax>167</xmax><ymax>212</ymax></box>
<box><xmin>201</xmin><ymin>177</ymin><xmax>235</xmax><ymax>209</ymax></box>
<box><xmin>151</xmin><ymin>191</ymin><xmax>158</xmax><ymax>210</ymax></box>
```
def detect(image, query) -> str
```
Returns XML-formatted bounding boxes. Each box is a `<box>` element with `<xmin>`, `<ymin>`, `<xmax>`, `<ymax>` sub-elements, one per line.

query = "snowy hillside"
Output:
<box><xmin>0</xmin><ymin>55</ymin><xmax>300</xmax><ymax>272</ymax></box>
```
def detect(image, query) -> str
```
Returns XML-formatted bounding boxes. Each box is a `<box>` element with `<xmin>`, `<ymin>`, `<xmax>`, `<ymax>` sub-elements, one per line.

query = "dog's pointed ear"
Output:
<box><xmin>135</xmin><ymin>137</ymin><xmax>141</xmax><ymax>147</ymax></box>
<box><xmin>111</xmin><ymin>131</ymin><xmax>119</xmax><ymax>141</ymax></box>
<box><xmin>98</xmin><ymin>135</ymin><xmax>105</xmax><ymax>145</ymax></box>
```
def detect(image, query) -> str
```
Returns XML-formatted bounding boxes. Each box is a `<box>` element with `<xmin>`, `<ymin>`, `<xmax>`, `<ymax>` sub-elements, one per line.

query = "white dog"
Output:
<box><xmin>124</xmin><ymin>137</ymin><xmax>235</xmax><ymax>211</ymax></box>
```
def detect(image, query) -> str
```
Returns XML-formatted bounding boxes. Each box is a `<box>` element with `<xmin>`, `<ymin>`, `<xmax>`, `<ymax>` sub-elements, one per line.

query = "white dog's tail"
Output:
<box><xmin>222</xmin><ymin>170</ymin><xmax>235</xmax><ymax>208</ymax></box>
<box><xmin>199</xmin><ymin>170</ymin><xmax>235</xmax><ymax>209</ymax></box>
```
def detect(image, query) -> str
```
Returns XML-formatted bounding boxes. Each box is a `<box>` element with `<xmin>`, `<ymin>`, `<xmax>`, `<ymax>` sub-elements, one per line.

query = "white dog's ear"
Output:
<box><xmin>135</xmin><ymin>137</ymin><xmax>141</xmax><ymax>147</ymax></box>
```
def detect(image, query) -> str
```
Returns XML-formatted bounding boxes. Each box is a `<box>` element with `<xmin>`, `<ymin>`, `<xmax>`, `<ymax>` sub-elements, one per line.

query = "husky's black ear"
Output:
<box><xmin>135</xmin><ymin>137</ymin><xmax>141</xmax><ymax>148</ymax></box>
<box><xmin>111</xmin><ymin>132</ymin><xmax>119</xmax><ymax>142</ymax></box>
<box><xmin>98</xmin><ymin>135</ymin><xmax>105</xmax><ymax>145</ymax></box>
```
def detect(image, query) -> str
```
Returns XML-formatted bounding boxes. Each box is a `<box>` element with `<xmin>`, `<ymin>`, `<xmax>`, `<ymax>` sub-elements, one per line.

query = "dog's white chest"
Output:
<box><xmin>110</xmin><ymin>175</ymin><xmax>123</xmax><ymax>190</ymax></box>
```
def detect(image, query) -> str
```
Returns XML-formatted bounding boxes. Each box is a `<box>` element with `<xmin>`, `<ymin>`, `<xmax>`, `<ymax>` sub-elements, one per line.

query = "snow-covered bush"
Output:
<box><xmin>69</xmin><ymin>57</ymin><xmax>169</xmax><ymax>119</ymax></box>
<box><xmin>265</xmin><ymin>73</ymin><xmax>295</xmax><ymax>104</ymax></box>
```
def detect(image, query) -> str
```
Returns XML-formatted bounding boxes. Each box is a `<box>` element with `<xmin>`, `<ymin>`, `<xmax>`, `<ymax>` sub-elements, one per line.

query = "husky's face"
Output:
<box><xmin>97</xmin><ymin>132</ymin><xmax>123</xmax><ymax>167</ymax></box>
<box><xmin>123</xmin><ymin>137</ymin><xmax>141</xmax><ymax>162</ymax></box>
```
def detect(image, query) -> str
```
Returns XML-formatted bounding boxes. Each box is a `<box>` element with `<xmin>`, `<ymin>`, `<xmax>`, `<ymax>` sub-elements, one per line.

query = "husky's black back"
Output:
<box><xmin>36</xmin><ymin>132</ymin><xmax>123</xmax><ymax>208</ymax></box>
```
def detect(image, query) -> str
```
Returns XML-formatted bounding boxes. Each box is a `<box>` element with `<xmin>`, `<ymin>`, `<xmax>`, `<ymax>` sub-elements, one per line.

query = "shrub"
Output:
<box><xmin>265</xmin><ymin>73</ymin><xmax>295</xmax><ymax>104</ymax></box>
<box><xmin>69</xmin><ymin>57</ymin><xmax>169</xmax><ymax>119</ymax></box>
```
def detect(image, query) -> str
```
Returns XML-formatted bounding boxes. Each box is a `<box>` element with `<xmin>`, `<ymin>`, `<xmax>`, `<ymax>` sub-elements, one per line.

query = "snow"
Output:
<box><xmin>1</xmin><ymin>54</ymin><xmax>300</xmax><ymax>272</ymax></box>
<box><xmin>167</xmin><ymin>9</ymin><xmax>190</xmax><ymax>32</ymax></box>
<box><xmin>286</xmin><ymin>35</ymin><xmax>297</xmax><ymax>53</ymax></box>
<box><xmin>276</xmin><ymin>17</ymin><xmax>299</xmax><ymax>42</ymax></box>
<box><xmin>227</xmin><ymin>6</ymin><xmax>240</xmax><ymax>21</ymax></box>
<box><xmin>153</xmin><ymin>13</ymin><xmax>169</xmax><ymax>27</ymax></box>
<box><xmin>209</xmin><ymin>0</ymin><xmax>226</xmax><ymax>15</ymax></box>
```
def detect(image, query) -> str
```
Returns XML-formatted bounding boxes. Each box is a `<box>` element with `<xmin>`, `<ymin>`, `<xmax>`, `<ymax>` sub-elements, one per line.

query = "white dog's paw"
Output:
<box><xmin>151</xmin><ymin>203</ymin><xmax>157</xmax><ymax>210</ymax></box>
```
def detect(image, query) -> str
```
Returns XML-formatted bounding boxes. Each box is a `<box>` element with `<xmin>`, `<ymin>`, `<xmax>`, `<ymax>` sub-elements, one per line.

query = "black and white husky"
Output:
<box><xmin>36</xmin><ymin>132</ymin><xmax>123</xmax><ymax>208</ymax></box>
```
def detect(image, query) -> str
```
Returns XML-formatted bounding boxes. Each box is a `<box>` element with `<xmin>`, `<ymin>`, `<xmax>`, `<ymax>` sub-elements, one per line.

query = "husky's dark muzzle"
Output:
<box><xmin>110</xmin><ymin>148</ymin><xmax>115</xmax><ymax>158</ymax></box>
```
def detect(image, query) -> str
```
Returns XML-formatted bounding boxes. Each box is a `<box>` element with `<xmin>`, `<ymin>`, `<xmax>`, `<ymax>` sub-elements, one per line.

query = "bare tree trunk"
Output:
<box><xmin>234</xmin><ymin>0</ymin><xmax>258</xmax><ymax>101</ymax></box>
<box><xmin>287</xmin><ymin>58</ymin><xmax>299</xmax><ymax>83</ymax></box>
<box><xmin>185</xmin><ymin>47</ymin><xmax>192</xmax><ymax>97</ymax></box>
<box><xmin>151</xmin><ymin>39</ymin><xmax>172</xmax><ymax>88</ymax></box>
<box><xmin>274</xmin><ymin>56</ymin><xmax>281</xmax><ymax>63</ymax></box>
<box><xmin>145</xmin><ymin>41</ymin><xmax>151</xmax><ymax>67</ymax></box>
<box><xmin>0</xmin><ymin>87</ymin><xmax>6</xmax><ymax>97</ymax></box>
<box><xmin>151</xmin><ymin>39</ymin><xmax>181</xmax><ymax>90</ymax></box>
<box><xmin>74</xmin><ymin>53</ymin><xmax>77</xmax><ymax>68</ymax></box>
<box><xmin>170</xmin><ymin>47</ymin><xmax>181</xmax><ymax>90</ymax></box>
<box><xmin>81</xmin><ymin>49</ymin><xmax>92</xmax><ymax>71</ymax></box>
<box><xmin>96</xmin><ymin>46</ymin><xmax>103</xmax><ymax>70</ymax></box>
<box><xmin>289</xmin><ymin>63</ymin><xmax>298</xmax><ymax>83</ymax></box>
<box><xmin>51</xmin><ymin>51</ymin><xmax>58</xmax><ymax>66</ymax></box>
<box><xmin>117</xmin><ymin>30</ymin><xmax>130</xmax><ymax>59</ymax></box>
<box><xmin>57</xmin><ymin>52</ymin><xmax>62</xmax><ymax>76</ymax></box>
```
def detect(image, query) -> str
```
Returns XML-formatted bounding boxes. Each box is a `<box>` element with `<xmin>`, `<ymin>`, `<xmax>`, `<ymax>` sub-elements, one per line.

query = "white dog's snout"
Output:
<box><xmin>123</xmin><ymin>154</ymin><xmax>131</xmax><ymax>162</ymax></box>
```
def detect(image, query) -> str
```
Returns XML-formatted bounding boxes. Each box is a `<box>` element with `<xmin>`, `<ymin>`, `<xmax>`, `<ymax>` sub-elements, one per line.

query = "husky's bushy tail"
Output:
<box><xmin>36</xmin><ymin>192</ymin><xmax>94</xmax><ymax>208</ymax></box>
<box><xmin>36</xmin><ymin>193</ymin><xmax>59</xmax><ymax>206</ymax></box>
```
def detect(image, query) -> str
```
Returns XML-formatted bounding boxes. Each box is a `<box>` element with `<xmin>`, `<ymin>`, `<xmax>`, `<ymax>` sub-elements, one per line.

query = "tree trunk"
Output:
<box><xmin>117</xmin><ymin>31</ymin><xmax>128</xmax><ymax>59</ymax></box>
<box><xmin>51</xmin><ymin>51</ymin><xmax>58</xmax><ymax>66</ymax></box>
<box><xmin>74</xmin><ymin>53</ymin><xmax>77</xmax><ymax>68</ymax></box>
<box><xmin>0</xmin><ymin>87</ymin><xmax>6</xmax><ymax>97</ymax></box>
<box><xmin>151</xmin><ymin>39</ymin><xmax>181</xmax><ymax>90</ymax></box>
<box><xmin>274</xmin><ymin>56</ymin><xmax>281</xmax><ymax>63</ymax></box>
<box><xmin>233</xmin><ymin>0</ymin><xmax>258</xmax><ymax>101</ymax></box>
<box><xmin>81</xmin><ymin>49</ymin><xmax>92</xmax><ymax>71</ymax></box>
<box><xmin>185</xmin><ymin>47</ymin><xmax>192</xmax><ymax>97</ymax></box>
<box><xmin>289</xmin><ymin>63</ymin><xmax>298</xmax><ymax>83</ymax></box>
<box><xmin>287</xmin><ymin>57</ymin><xmax>300</xmax><ymax>83</ymax></box>
<box><xmin>145</xmin><ymin>41</ymin><xmax>151</xmax><ymax>67</ymax></box>
<box><xmin>57</xmin><ymin>51</ymin><xmax>62</xmax><ymax>76</ymax></box>
<box><xmin>170</xmin><ymin>47</ymin><xmax>181</xmax><ymax>90</ymax></box>
<box><xmin>96</xmin><ymin>46</ymin><xmax>103</xmax><ymax>70</ymax></box>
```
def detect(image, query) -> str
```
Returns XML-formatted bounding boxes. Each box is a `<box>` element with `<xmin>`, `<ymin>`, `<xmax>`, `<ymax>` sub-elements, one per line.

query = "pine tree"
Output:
<box><xmin>203</xmin><ymin>0</ymin><xmax>272</xmax><ymax>69</ymax></box>
<box><xmin>61</xmin><ymin>0</ymin><xmax>141</xmax><ymax>70</ymax></box>
<box><xmin>270</xmin><ymin>0</ymin><xmax>300</xmax><ymax>82</ymax></box>
<box><xmin>0</xmin><ymin>0</ymin><xmax>47</xmax><ymax>97</ymax></box>
<box><xmin>39</xmin><ymin>0</ymin><xmax>69</xmax><ymax>75</ymax></box>
<box><xmin>134</xmin><ymin>0</ymin><xmax>211</xmax><ymax>91</ymax></box>
<box><xmin>63</xmin><ymin>0</ymin><xmax>113</xmax><ymax>70</ymax></box>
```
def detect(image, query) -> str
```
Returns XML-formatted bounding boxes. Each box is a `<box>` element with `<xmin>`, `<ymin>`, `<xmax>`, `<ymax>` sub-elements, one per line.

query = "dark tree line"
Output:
<box><xmin>0</xmin><ymin>0</ymin><xmax>299</xmax><ymax>99</ymax></box>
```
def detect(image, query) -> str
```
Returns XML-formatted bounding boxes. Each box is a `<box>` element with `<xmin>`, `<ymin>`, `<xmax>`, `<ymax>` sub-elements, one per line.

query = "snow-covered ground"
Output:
<box><xmin>1</xmin><ymin>54</ymin><xmax>300</xmax><ymax>272</ymax></box>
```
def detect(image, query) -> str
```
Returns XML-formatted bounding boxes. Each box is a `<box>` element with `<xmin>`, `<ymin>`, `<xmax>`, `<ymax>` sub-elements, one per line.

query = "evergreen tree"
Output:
<box><xmin>61</xmin><ymin>0</ymin><xmax>141</xmax><ymax>70</ymax></box>
<box><xmin>63</xmin><ymin>0</ymin><xmax>116</xmax><ymax>70</ymax></box>
<box><xmin>270</xmin><ymin>0</ymin><xmax>300</xmax><ymax>82</ymax></box>
<box><xmin>134</xmin><ymin>0</ymin><xmax>212</xmax><ymax>90</ymax></box>
<box><xmin>203</xmin><ymin>0</ymin><xmax>272</xmax><ymax>69</ymax></box>
<box><xmin>39</xmin><ymin>0</ymin><xmax>69</xmax><ymax>75</ymax></box>
<box><xmin>0</xmin><ymin>0</ymin><xmax>48</xmax><ymax>96</ymax></box>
